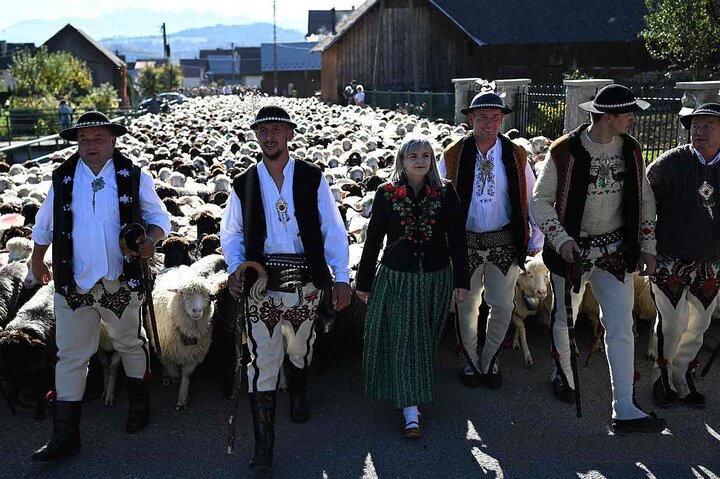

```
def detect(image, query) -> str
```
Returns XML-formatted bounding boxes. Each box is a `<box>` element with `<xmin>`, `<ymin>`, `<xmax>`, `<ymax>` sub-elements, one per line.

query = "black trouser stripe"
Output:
<box><xmin>245</xmin><ymin>298</ymin><xmax>261</xmax><ymax>392</ymax></box>
<box><xmin>650</xmin><ymin>287</ymin><xmax>671</xmax><ymax>393</ymax></box>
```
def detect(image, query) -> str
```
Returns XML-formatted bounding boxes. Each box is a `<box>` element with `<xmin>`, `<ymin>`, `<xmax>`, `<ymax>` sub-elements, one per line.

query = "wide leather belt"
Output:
<box><xmin>467</xmin><ymin>228</ymin><xmax>514</xmax><ymax>250</ymax></box>
<box><xmin>577</xmin><ymin>229</ymin><xmax>623</xmax><ymax>248</ymax></box>
<box><xmin>264</xmin><ymin>254</ymin><xmax>313</xmax><ymax>292</ymax></box>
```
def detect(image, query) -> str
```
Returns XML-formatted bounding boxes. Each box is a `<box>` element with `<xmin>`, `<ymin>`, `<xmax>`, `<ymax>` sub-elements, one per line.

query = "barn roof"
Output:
<box><xmin>45</xmin><ymin>24</ymin><xmax>125</xmax><ymax>67</ymax></box>
<box><xmin>313</xmin><ymin>0</ymin><xmax>648</xmax><ymax>51</ymax></box>
<box><xmin>260</xmin><ymin>42</ymin><xmax>320</xmax><ymax>72</ymax></box>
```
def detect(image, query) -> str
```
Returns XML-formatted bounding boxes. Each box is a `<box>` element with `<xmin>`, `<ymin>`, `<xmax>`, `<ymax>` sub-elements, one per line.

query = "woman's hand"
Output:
<box><xmin>455</xmin><ymin>288</ymin><xmax>469</xmax><ymax>303</ymax></box>
<box><xmin>356</xmin><ymin>290</ymin><xmax>370</xmax><ymax>304</ymax></box>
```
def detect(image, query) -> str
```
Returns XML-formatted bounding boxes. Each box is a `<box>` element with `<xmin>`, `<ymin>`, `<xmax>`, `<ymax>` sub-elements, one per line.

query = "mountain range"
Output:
<box><xmin>1</xmin><ymin>9</ymin><xmax>309</xmax><ymax>61</ymax></box>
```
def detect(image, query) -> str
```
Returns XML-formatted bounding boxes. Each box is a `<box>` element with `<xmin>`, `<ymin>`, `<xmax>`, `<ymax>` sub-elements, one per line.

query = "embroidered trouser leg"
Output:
<box><xmin>456</xmin><ymin>246</ymin><xmax>518</xmax><ymax>374</ymax></box>
<box><xmin>551</xmin><ymin>262</ymin><xmax>642</xmax><ymax>419</ymax></box>
<box><xmin>651</xmin><ymin>259</ymin><xmax>720</xmax><ymax>397</ymax></box>
<box><xmin>55</xmin><ymin>281</ymin><xmax>148</xmax><ymax>401</ymax></box>
<box><xmin>245</xmin><ymin>284</ymin><xmax>322</xmax><ymax>393</ymax></box>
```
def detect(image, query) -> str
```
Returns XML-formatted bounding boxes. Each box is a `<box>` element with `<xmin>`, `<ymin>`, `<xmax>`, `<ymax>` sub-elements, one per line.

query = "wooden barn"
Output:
<box><xmin>44</xmin><ymin>24</ymin><xmax>130</xmax><ymax>107</ymax></box>
<box><xmin>314</xmin><ymin>0</ymin><xmax>665</xmax><ymax>102</ymax></box>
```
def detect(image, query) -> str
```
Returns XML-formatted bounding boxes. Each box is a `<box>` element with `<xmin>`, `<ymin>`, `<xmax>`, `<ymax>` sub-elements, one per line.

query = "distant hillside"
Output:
<box><xmin>100</xmin><ymin>23</ymin><xmax>307</xmax><ymax>62</ymax></box>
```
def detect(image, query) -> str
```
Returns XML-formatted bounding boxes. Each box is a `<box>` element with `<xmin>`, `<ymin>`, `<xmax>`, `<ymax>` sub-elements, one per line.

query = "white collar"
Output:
<box><xmin>693</xmin><ymin>147</ymin><xmax>720</xmax><ymax>166</ymax></box>
<box><xmin>79</xmin><ymin>157</ymin><xmax>114</xmax><ymax>178</ymax></box>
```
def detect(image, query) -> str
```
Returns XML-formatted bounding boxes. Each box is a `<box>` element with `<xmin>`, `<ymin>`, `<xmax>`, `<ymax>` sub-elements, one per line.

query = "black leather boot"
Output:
<box><xmin>248</xmin><ymin>391</ymin><xmax>276</xmax><ymax>470</ymax></box>
<box><xmin>31</xmin><ymin>400</ymin><xmax>82</xmax><ymax>462</ymax></box>
<box><xmin>126</xmin><ymin>378</ymin><xmax>150</xmax><ymax>433</ymax></box>
<box><xmin>286</xmin><ymin>360</ymin><xmax>310</xmax><ymax>423</ymax></box>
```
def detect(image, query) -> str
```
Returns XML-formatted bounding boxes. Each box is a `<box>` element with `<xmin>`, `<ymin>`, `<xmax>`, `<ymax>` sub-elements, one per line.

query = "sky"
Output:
<box><xmin>0</xmin><ymin>0</ymin><xmax>361</xmax><ymax>32</ymax></box>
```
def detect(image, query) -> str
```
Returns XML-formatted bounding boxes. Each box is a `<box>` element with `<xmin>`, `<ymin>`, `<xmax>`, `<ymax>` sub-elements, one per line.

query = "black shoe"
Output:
<box><xmin>126</xmin><ymin>378</ymin><xmax>150</xmax><ymax>433</ymax></box>
<box><xmin>248</xmin><ymin>391</ymin><xmax>276</xmax><ymax>470</ymax></box>
<box><xmin>552</xmin><ymin>375</ymin><xmax>575</xmax><ymax>404</ymax></box>
<box><xmin>480</xmin><ymin>371</ymin><xmax>502</xmax><ymax>390</ymax></box>
<box><xmin>286</xmin><ymin>361</ymin><xmax>310</xmax><ymax>423</ymax></box>
<box><xmin>652</xmin><ymin>378</ymin><xmax>676</xmax><ymax>408</ymax></box>
<box><xmin>612</xmin><ymin>412</ymin><xmax>666</xmax><ymax>435</ymax></box>
<box><xmin>458</xmin><ymin>366</ymin><xmax>482</xmax><ymax>388</ymax></box>
<box><xmin>681</xmin><ymin>391</ymin><xmax>706</xmax><ymax>408</ymax></box>
<box><xmin>32</xmin><ymin>400</ymin><xmax>82</xmax><ymax>462</ymax></box>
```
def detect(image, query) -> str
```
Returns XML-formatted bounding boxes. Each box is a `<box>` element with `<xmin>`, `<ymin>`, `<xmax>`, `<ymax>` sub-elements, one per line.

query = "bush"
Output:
<box><xmin>78</xmin><ymin>83</ymin><xmax>120</xmax><ymax>112</ymax></box>
<box><xmin>528</xmin><ymin>100</ymin><xmax>565</xmax><ymax>137</ymax></box>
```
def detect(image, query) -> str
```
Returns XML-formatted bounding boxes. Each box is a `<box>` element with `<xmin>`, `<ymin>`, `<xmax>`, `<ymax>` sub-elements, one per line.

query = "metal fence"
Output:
<box><xmin>364</xmin><ymin>90</ymin><xmax>455</xmax><ymax>122</ymax></box>
<box><xmin>0</xmin><ymin>108</ymin><xmax>131</xmax><ymax>143</ymax></box>
<box><xmin>627</xmin><ymin>86</ymin><xmax>685</xmax><ymax>162</ymax></box>
<box><xmin>515</xmin><ymin>84</ymin><xmax>566</xmax><ymax>140</ymax></box>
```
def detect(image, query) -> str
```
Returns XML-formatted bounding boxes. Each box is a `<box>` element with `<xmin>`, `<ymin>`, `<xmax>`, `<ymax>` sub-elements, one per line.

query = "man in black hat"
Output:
<box><xmin>439</xmin><ymin>91</ymin><xmax>544</xmax><ymax>389</ymax></box>
<box><xmin>220</xmin><ymin>105</ymin><xmax>351</xmax><ymax>470</ymax></box>
<box><xmin>647</xmin><ymin>102</ymin><xmax>720</xmax><ymax>409</ymax></box>
<box><xmin>532</xmin><ymin>84</ymin><xmax>665</xmax><ymax>433</ymax></box>
<box><xmin>30</xmin><ymin>111</ymin><xmax>171</xmax><ymax>461</ymax></box>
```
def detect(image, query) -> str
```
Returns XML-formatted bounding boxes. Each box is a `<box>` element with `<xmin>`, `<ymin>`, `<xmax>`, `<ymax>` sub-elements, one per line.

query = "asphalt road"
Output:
<box><xmin>2</xmin><ymin>317</ymin><xmax>720</xmax><ymax>479</ymax></box>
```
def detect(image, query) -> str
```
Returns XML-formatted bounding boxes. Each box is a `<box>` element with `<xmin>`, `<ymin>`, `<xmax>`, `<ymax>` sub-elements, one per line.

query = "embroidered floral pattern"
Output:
<box><xmin>593</xmin><ymin>248</ymin><xmax>627</xmax><ymax>282</ymax></box>
<box><xmin>99</xmin><ymin>287</ymin><xmax>132</xmax><ymax>319</ymax></box>
<box><xmin>487</xmin><ymin>245</ymin><xmax>517</xmax><ymax>276</ymax></box>
<box><xmin>689</xmin><ymin>262</ymin><xmax>720</xmax><ymax>310</ymax></box>
<box><xmin>258</xmin><ymin>299</ymin><xmax>284</xmax><ymax>337</ymax></box>
<box><xmin>65</xmin><ymin>290</ymin><xmax>95</xmax><ymax>311</ymax></box>
<box><xmin>640</xmin><ymin>220</ymin><xmax>655</xmax><ymax>244</ymax></box>
<box><xmin>588</xmin><ymin>155</ymin><xmax>624</xmax><ymax>196</ymax></box>
<box><xmin>383</xmin><ymin>183</ymin><xmax>445</xmax><ymax>244</ymax></box>
<box><xmin>652</xmin><ymin>256</ymin><xmax>697</xmax><ymax>308</ymax></box>
<box><xmin>468</xmin><ymin>249</ymin><xmax>485</xmax><ymax>276</ymax></box>
<box><xmin>540</xmin><ymin>218</ymin><xmax>565</xmax><ymax>244</ymax></box>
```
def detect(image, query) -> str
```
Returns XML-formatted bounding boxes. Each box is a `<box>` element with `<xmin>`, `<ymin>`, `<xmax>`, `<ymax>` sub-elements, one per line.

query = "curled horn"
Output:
<box><xmin>234</xmin><ymin>261</ymin><xmax>268</xmax><ymax>302</ymax></box>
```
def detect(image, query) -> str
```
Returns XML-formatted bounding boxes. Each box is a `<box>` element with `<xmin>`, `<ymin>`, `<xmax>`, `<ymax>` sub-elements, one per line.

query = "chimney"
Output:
<box><xmin>331</xmin><ymin>8</ymin><xmax>337</xmax><ymax>35</ymax></box>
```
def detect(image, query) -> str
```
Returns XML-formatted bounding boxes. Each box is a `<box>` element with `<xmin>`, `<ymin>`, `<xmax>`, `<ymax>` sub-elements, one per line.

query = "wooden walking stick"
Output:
<box><xmin>226</xmin><ymin>261</ymin><xmax>267</xmax><ymax>455</ymax></box>
<box><xmin>565</xmin><ymin>251</ymin><xmax>583</xmax><ymax>418</ymax></box>
<box><xmin>120</xmin><ymin>223</ymin><xmax>161</xmax><ymax>357</ymax></box>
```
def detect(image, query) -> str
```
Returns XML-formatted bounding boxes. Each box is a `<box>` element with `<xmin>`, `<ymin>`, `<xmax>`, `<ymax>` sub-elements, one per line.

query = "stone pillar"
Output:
<box><xmin>563</xmin><ymin>79</ymin><xmax>614</xmax><ymax>133</ymax></box>
<box><xmin>452</xmin><ymin>77</ymin><xmax>481</xmax><ymax>126</ymax></box>
<box><xmin>674</xmin><ymin>81</ymin><xmax>720</xmax><ymax>145</ymax></box>
<box><xmin>494</xmin><ymin>78</ymin><xmax>532</xmax><ymax>133</ymax></box>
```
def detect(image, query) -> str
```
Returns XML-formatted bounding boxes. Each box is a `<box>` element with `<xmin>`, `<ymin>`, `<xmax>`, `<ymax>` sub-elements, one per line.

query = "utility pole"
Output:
<box><xmin>161</xmin><ymin>22</ymin><xmax>170</xmax><ymax>90</ymax></box>
<box><xmin>273</xmin><ymin>0</ymin><xmax>278</xmax><ymax>95</ymax></box>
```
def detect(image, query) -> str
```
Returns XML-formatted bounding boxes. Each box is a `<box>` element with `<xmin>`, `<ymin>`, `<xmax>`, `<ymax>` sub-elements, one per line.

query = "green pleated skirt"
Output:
<box><xmin>362</xmin><ymin>263</ymin><xmax>454</xmax><ymax>408</ymax></box>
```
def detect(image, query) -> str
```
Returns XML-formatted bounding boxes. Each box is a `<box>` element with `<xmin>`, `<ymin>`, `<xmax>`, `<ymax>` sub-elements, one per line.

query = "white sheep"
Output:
<box><xmin>7</xmin><ymin>237</ymin><xmax>33</xmax><ymax>263</ymax></box>
<box><xmin>511</xmin><ymin>256</ymin><xmax>552</xmax><ymax>365</ymax></box>
<box><xmin>151</xmin><ymin>266</ymin><xmax>222</xmax><ymax>410</ymax></box>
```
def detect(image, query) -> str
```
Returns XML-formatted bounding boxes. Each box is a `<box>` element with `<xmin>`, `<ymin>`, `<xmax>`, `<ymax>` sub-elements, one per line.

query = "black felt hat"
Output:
<box><xmin>250</xmin><ymin>105</ymin><xmax>297</xmax><ymax>130</ymax></box>
<box><xmin>679</xmin><ymin>103</ymin><xmax>720</xmax><ymax>130</ymax></box>
<box><xmin>59</xmin><ymin>111</ymin><xmax>128</xmax><ymax>141</ymax></box>
<box><xmin>579</xmin><ymin>84</ymin><xmax>650</xmax><ymax>114</ymax></box>
<box><xmin>461</xmin><ymin>91</ymin><xmax>512</xmax><ymax>115</ymax></box>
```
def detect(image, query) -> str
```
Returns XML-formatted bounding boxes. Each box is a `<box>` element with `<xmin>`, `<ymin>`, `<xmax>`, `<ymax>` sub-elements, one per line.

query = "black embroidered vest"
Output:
<box><xmin>232</xmin><ymin>160</ymin><xmax>332</xmax><ymax>290</ymax></box>
<box><xmin>52</xmin><ymin>149</ymin><xmax>144</xmax><ymax>297</ymax></box>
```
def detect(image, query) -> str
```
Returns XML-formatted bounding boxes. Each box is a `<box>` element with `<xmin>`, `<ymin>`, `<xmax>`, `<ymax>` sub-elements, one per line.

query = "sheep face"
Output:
<box><xmin>169</xmin><ymin>287</ymin><xmax>213</xmax><ymax>323</ymax></box>
<box><xmin>517</xmin><ymin>259</ymin><xmax>550</xmax><ymax>309</ymax></box>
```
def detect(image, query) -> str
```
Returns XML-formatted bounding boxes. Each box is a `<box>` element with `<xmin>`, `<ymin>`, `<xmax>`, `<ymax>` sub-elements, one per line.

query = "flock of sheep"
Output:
<box><xmin>0</xmin><ymin>94</ymin><xmax>717</xmax><ymax>421</ymax></box>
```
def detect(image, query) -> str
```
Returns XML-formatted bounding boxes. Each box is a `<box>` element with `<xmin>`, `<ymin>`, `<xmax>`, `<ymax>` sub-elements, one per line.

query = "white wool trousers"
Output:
<box><xmin>244</xmin><ymin>283</ymin><xmax>323</xmax><ymax>392</ymax></box>
<box><xmin>550</xmin><ymin>258</ymin><xmax>642</xmax><ymax>420</ymax></box>
<box><xmin>650</xmin><ymin>257</ymin><xmax>720</xmax><ymax>397</ymax></box>
<box><xmin>456</xmin><ymin>247</ymin><xmax>519</xmax><ymax>374</ymax></box>
<box><xmin>55</xmin><ymin>279</ymin><xmax>149</xmax><ymax>401</ymax></box>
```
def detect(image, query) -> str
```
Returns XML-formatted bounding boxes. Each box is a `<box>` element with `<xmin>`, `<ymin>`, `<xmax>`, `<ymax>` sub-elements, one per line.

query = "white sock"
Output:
<box><xmin>403</xmin><ymin>406</ymin><xmax>419</xmax><ymax>428</ymax></box>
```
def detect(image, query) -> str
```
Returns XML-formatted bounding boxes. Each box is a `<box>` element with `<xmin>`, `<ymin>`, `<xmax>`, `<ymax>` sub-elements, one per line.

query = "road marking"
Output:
<box><xmin>577</xmin><ymin>471</ymin><xmax>608</xmax><ymax>479</ymax></box>
<box><xmin>362</xmin><ymin>452</ymin><xmax>378</xmax><ymax>479</ymax></box>
<box><xmin>706</xmin><ymin>424</ymin><xmax>720</xmax><ymax>443</ymax></box>
<box><xmin>635</xmin><ymin>462</ymin><xmax>658</xmax><ymax>479</ymax></box>
<box><xmin>696</xmin><ymin>465</ymin><xmax>720</xmax><ymax>479</ymax></box>
<box><xmin>467</xmin><ymin>420</ymin><xmax>504</xmax><ymax>477</ymax></box>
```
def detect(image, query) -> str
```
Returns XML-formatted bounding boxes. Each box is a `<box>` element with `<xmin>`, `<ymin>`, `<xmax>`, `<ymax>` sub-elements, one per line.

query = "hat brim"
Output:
<box><xmin>461</xmin><ymin>105</ymin><xmax>513</xmax><ymax>115</ymax></box>
<box><xmin>250</xmin><ymin>118</ymin><xmax>297</xmax><ymax>130</ymax></box>
<box><xmin>59</xmin><ymin>123</ymin><xmax>128</xmax><ymax>141</ymax></box>
<box><xmin>579</xmin><ymin>99</ymin><xmax>650</xmax><ymax>114</ymax></box>
<box><xmin>679</xmin><ymin>109</ymin><xmax>720</xmax><ymax>130</ymax></box>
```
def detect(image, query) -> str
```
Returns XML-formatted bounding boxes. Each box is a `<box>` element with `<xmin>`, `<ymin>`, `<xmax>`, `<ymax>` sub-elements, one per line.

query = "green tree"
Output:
<box><xmin>137</xmin><ymin>64</ymin><xmax>183</xmax><ymax>98</ymax></box>
<box><xmin>9</xmin><ymin>46</ymin><xmax>93</xmax><ymax>101</ymax></box>
<box><xmin>640</xmin><ymin>0</ymin><xmax>720</xmax><ymax>77</ymax></box>
<box><xmin>79</xmin><ymin>83</ymin><xmax>120</xmax><ymax>112</ymax></box>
